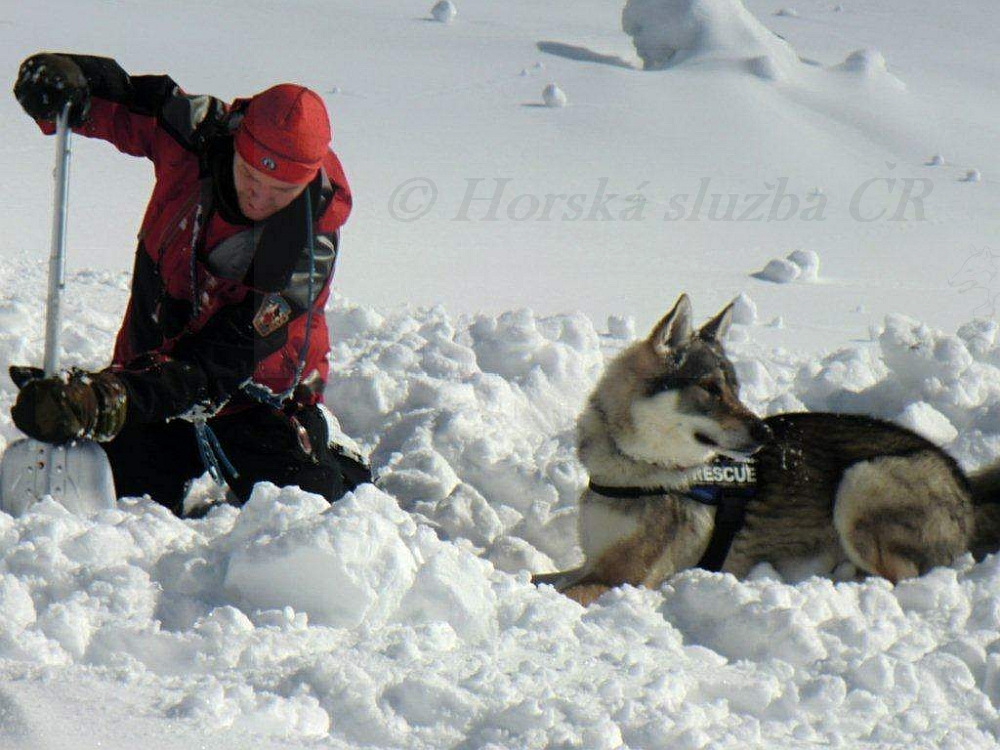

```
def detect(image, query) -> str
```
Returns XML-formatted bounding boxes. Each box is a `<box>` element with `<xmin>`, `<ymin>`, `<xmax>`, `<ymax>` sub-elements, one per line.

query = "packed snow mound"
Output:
<box><xmin>752</xmin><ymin>250</ymin><xmax>820</xmax><ymax>283</ymax></box>
<box><xmin>896</xmin><ymin>401</ymin><xmax>959</xmax><ymax>445</ymax></box>
<box><xmin>787</xmin><ymin>249</ymin><xmax>820</xmax><ymax>280</ymax></box>
<box><xmin>832</xmin><ymin>48</ymin><xmax>906</xmax><ymax>89</ymax></box>
<box><xmin>621</xmin><ymin>0</ymin><xmax>800</xmax><ymax>74</ymax></box>
<box><xmin>730</xmin><ymin>291</ymin><xmax>757</xmax><ymax>325</ymax></box>
<box><xmin>754</xmin><ymin>257</ymin><xmax>800</xmax><ymax>283</ymax></box>
<box><xmin>430</xmin><ymin>0</ymin><xmax>456</xmax><ymax>24</ymax></box>
<box><xmin>542</xmin><ymin>82</ymin><xmax>568</xmax><ymax>108</ymax></box>
<box><xmin>746</xmin><ymin>53</ymin><xmax>785</xmax><ymax>81</ymax></box>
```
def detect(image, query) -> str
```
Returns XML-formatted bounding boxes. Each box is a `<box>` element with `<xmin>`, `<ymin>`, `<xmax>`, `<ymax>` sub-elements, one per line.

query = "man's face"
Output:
<box><xmin>233</xmin><ymin>152</ymin><xmax>310</xmax><ymax>221</ymax></box>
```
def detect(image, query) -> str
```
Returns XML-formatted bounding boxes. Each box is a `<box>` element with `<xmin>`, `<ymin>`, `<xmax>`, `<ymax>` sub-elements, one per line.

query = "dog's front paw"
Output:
<box><xmin>563</xmin><ymin>583</ymin><xmax>612</xmax><ymax>606</ymax></box>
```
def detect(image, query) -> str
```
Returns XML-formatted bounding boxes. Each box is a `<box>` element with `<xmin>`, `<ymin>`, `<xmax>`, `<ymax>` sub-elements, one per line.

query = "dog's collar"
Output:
<box><xmin>587</xmin><ymin>481</ymin><xmax>722</xmax><ymax>505</ymax></box>
<box><xmin>588</xmin><ymin>458</ymin><xmax>757</xmax><ymax>505</ymax></box>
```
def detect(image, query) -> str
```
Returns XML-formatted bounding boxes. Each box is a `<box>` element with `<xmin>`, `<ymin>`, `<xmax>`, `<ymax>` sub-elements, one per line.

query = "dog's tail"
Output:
<box><xmin>970</xmin><ymin>461</ymin><xmax>1000</xmax><ymax>560</ymax></box>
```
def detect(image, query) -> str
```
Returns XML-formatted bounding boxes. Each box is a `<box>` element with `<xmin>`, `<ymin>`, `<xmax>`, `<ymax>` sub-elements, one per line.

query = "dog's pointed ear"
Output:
<box><xmin>648</xmin><ymin>294</ymin><xmax>692</xmax><ymax>356</ymax></box>
<box><xmin>698</xmin><ymin>300</ymin><xmax>735</xmax><ymax>343</ymax></box>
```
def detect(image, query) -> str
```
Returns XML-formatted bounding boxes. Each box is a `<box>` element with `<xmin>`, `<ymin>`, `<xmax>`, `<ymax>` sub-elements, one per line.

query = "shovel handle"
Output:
<box><xmin>43</xmin><ymin>105</ymin><xmax>72</xmax><ymax>378</ymax></box>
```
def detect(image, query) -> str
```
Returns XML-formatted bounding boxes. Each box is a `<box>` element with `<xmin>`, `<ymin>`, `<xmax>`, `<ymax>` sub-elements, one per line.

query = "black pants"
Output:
<box><xmin>100</xmin><ymin>404</ymin><xmax>369</xmax><ymax>516</ymax></box>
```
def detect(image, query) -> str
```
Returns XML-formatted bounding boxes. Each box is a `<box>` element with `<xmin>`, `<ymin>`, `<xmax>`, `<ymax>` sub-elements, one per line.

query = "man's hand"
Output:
<box><xmin>13</xmin><ymin>53</ymin><xmax>90</xmax><ymax>126</ymax></box>
<box><xmin>10</xmin><ymin>368</ymin><xmax>127</xmax><ymax>444</ymax></box>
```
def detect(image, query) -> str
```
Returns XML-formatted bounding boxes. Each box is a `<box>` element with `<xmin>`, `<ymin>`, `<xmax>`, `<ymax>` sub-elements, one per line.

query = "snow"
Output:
<box><xmin>1</xmin><ymin>0</ymin><xmax>1000</xmax><ymax>746</ymax></box>
<box><xmin>3</xmin><ymin>261</ymin><xmax>1000</xmax><ymax>746</ymax></box>
<box><xmin>895</xmin><ymin>402</ymin><xmax>959</xmax><ymax>445</ymax></box>
<box><xmin>3</xmin><ymin>454</ymin><xmax>1000</xmax><ymax>749</ymax></box>
<box><xmin>430</xmin><ymin>1</ymin><xmax>457</xmax><ymax>24</ymax></box>
<box><xmin>753</xmin><ymin>250</ymin><xmax>820</xmax><ymax>283</ymax></box>
<box><xmin>541</xmin><ymin>83</ymin><xmax>567</xmax><ymax>108</ymax></box>
<box><xmin>5</xmin><ymin>0</ymin><xmax>999</xmax><ymax>354</ymax></box>
<box><xmin>754</xmin><ymin>257</ymin><xmax>801</xmax><ymax>283</ymax></box>
<box><xmin>731</xmin><ymin>292</ymin><xmax>758</xmax><ymax>325</ymax></box>
<box><xmin>834</xmin><ymin>48</ymin><xmax>903</xmax><ymax>89</ymax></box>
<box><xmin>621</xmin><ymin>0</ymin><xmax>800</xmax><ymax>73</ymax></box>
<box><xmin>787</xmin><ymin>249</ymin><xmax>820</xmax><ymax>281</ymax></box>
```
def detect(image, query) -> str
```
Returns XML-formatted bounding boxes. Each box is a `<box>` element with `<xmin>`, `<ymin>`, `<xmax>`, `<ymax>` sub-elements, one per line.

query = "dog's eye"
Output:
<box><xmin>701</xmin><ymin>381</ymin><xmax>722</xmax><ymax>397</ymax></box>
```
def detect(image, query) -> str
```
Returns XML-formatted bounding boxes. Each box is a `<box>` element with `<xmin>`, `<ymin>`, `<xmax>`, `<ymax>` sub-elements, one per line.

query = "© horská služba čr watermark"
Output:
<box><xmin>387</xmin><ymin>170</ymin><xmax>933</xmax><ymax>223</ymax></box>
<box><xmin>950</xmin><ymin>247</ymin><xmax>1000</xmax><ymax>319</ymax></box>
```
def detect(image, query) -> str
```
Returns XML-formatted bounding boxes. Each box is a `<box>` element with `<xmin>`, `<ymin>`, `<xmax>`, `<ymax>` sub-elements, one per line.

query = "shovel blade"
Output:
<box><xmin>0</xmin><ymin>437</ymin><xmax>116</xmax><ymax>517</ymax></box>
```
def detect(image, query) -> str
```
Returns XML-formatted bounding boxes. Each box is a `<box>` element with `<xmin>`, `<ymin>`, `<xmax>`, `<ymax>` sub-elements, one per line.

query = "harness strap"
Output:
<box><xmin>587</xmin><ymin>475</ymin><xmax>757</xmax><ymax>573</ymax></box>
<box><xmin>187</xmin><ymin>174</ymin><xmax>320</xmax><ymax>486</ymax></box>
<box><xmin>184</xmin><ymin>179</ymin><xmax>241</xmax><ymax>488</ymax></box>
<box><xmin>694</xmin><ymin>485</ymin><xmax>756</xmax><ymax>573</ymax></box>
<box><xmin>193</xmin><ymin>419</ymin><xmax>239</xmax><ymax>485</ymax></box>
<box><xmin>241</xmin><ymin>184</ymin><xmax>317</xmax><ymax>410</ymax></box>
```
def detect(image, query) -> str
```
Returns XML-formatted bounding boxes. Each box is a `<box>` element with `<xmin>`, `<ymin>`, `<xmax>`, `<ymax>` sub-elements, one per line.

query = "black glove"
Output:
<box><xmin>13</xmin><ymin>53</ymin><xmax>90</xmax><ymax>126</ymax></box>
<box><xmin>10</xmin><ymin>367</ymin><xmax>128</xmax><ymax>444</ymax></box>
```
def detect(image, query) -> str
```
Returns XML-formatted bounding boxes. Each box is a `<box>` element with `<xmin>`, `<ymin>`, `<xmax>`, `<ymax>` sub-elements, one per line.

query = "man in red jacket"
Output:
<box><xmin>10</xmin><ymin>53</ymin><xmax>370</xmax><ymax>516</ymax></box>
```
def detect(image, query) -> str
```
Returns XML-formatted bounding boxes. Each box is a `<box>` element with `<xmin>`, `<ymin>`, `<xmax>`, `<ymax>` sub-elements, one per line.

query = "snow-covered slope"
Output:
<box><xmin>2</xmin><ymin>261</ymin><xmax>1000</xmax><ymax>747</ymax></box>
<box><xmin>3</xmin><ymin>0</ymin><xmax>999</xmax><ymax>352</ymax></box>
<box><xmin>2</xmin><ymin>0</ymin><xmax>1000</xmax><ymax>747</ymax></box>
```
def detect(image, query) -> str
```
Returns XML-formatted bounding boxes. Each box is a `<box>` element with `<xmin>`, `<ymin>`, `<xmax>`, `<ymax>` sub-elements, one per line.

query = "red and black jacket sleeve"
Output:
<box><xmin>33</xmin><ymin>54</ymin><xmax>228</xmax><ymax>159</ymax></box>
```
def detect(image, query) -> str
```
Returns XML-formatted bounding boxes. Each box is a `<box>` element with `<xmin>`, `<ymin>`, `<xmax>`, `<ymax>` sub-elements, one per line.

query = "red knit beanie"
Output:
<box><xmin>234</xmin><ymin>84</ymin><xmax>331</xmax><ymax>184</ymax></box>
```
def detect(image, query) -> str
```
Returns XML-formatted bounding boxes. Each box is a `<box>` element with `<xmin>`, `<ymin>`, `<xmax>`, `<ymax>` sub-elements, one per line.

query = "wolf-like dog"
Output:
<box><xmin>535</xmin><ymin>294</ymin><xmax>988</xmax><ymax>605</ymax></box>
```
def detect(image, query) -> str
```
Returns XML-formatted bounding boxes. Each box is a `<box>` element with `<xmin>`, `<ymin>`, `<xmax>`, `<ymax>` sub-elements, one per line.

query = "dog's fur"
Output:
<box><xmin>535</xmin><ymin>295</ymin><xmax>992</xmax><ymax>605</ymax></box>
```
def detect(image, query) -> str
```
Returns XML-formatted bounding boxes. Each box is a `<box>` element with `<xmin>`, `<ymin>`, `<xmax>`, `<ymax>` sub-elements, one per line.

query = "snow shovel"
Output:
<box><xmin>0</xmin><ymin>107</ymin><xmax>117</xmax><ymax>517</ymax></box>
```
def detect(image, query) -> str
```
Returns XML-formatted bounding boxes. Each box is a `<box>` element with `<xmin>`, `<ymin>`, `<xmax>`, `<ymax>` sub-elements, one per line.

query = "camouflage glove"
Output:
<box><xmin>13</xmin><ymin>53</ymin><xmax>90</xmax><ymax>126</ymax></box>
<box><xmin>9</xmin><ymin>367</ymin><xmax>127</xmax><ymax>444</ymax></box>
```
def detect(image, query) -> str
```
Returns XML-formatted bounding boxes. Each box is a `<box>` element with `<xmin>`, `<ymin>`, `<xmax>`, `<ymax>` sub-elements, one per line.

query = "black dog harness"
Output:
<box><xmin>588</xmin><ymin>458</ymin><xmax>758</xmax><ymax>572</ymax></box>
